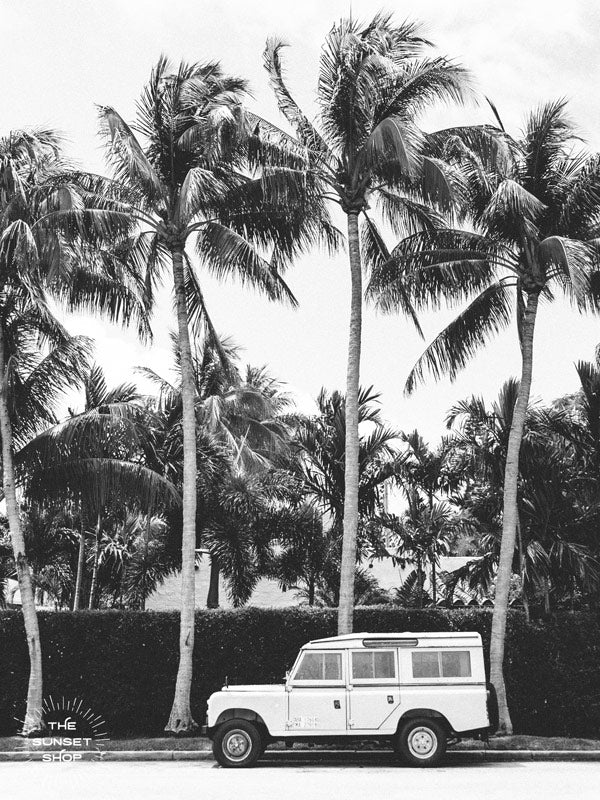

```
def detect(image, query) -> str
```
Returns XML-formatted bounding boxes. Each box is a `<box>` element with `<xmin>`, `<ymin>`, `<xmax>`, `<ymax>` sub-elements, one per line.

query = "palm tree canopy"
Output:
<box><xmin>264</xmin><ymin>14</ymin><xmax>471</xmax><ymax>216</ymax></box>
<box><xmin>368</xmin><ymin>100</ymin><xmax>600</xmax><ymax>393</ymax></box>
<box><xmin>73</xmin><ymin>56</ymin><xmax>340</xmax><ymax>334</ymax></box>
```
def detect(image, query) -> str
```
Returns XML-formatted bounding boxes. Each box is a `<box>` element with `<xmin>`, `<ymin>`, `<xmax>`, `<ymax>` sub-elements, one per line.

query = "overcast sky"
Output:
<box><xmin>2</xmin><ymin>0</ymin><xmax>600</xmax><ymax>442</ymax></box>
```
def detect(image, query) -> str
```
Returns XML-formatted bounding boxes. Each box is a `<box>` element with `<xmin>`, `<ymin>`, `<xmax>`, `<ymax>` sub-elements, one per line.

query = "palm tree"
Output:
<box><xmin>395</xmin><ymin>430</ymin><xmax>459</xmax><ymax>603</ymax></box>
<box><xmin>141</xmin><ymin>329</ymin><xmax>294</xmax><ymax>608</ymax></box>
<box><xmin>294</xmin><ymin>386</ymin><xmax>403</xmax><ymax>530</ymax></box>
<box><xmin>65</xmin><ymin>364</ymin><xmax>140</xmax><ymax>609</ymax></box>
<box><xmin>380</xmin><ymin>492</ymin><xmax>467</xmax><ymax>608</ymax></box>
<box><xmin>369</xmin><ymin>100</ymin><xmax>600</xmax><ymax>731</ymax></box>
<box><xmin>16</xmin><ymin>359</ymin><xmax>179</xmax><ymax>610</ymax></box>
<box><xmin>263</xmin><ymin>13</ymin><xmax>471</xmax><ymax>632</ymax></box>
<box><xmin>446</xmin><ymin>385</ymin><xmax>600</xmax><ymax>615</ymax></box>
<box><xmin>0</xmin><ymin>128</ymin><xmax>148</xmax><ymax>733</ymax></box>
<box><xmin>91</xmin><ymin>56</ymin><xmax>335</xmax><ymax>732</ymax></box>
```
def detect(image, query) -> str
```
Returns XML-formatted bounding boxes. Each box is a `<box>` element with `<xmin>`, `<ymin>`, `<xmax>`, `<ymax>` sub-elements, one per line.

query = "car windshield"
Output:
<box><xmin>294</xmin><ymin>651</ymin><xmax>342</xmax><ymax>681</ymax></box>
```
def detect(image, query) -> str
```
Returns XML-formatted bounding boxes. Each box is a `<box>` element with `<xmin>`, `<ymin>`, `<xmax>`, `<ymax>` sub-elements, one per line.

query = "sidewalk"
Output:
<box><xmin>2</xmin><ymin>735</ymin><xmax>600</xmax><ymax>762</ymax></box>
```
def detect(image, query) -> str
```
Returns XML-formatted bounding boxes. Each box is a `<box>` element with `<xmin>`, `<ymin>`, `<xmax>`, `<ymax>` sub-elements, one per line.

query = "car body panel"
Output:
<box><xmin>206</xmin><ymin>631</ymin><xmax>492</xmax><ymax>739</ymax></box>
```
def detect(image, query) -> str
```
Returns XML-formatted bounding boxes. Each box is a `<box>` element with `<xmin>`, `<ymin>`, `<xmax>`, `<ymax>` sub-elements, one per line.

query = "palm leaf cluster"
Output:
<box><xmin>369</xmin><ymin>100</ymin><xmax>600</xmax><ymax>393</ymax></box>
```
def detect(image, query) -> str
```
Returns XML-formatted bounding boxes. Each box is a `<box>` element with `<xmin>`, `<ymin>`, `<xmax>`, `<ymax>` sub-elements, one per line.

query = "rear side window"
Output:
<box><xmin>294</xmin><ymin>651</ymin><xmax>342</xmax><ymax>681</ymax></box>
<box><xmin>412</xmin><ymin>650</ymin><xmax>471</xmax><ymax>679</ymax></box>
<box><xmin>352</xmin><ymin>650</ymin><xmax>395</xmax><ymax>680</ymax></box>
<box><xmin>442</xmin><ymin>651</ymin><xmax>471</xmax><ymax>677</ymax></box>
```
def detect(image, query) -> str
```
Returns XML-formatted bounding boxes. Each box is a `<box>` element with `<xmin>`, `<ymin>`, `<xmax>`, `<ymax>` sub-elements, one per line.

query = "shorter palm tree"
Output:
<box><xmin>16</xmin><ymin>359</ymin><xmax>180</xmax><ymax>609</ymax></box>
<box><xmin>294</xmin><ymin>386</ymin><xmax>404</xmax><ymax>530</ymax></box>
<box><xmin>380</xmin><ymin>492</ymin><xmax>470</xmax><ymax>608</ymax></box>
<box><xmin>445</xmin><ymin>381</ymin><xmax>600</xmax><ymax>615</ymax></box>
<box><xmin>141</xmin><ymin>329</ymin><xmax>295</xmax><ymax>607</ymax></box>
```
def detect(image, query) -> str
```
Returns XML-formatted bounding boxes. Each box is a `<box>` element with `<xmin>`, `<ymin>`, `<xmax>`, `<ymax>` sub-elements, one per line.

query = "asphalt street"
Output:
<box><xmin>1</xmin><ymin>758</ymin><xmax>599</xmax><ymax>800</ymax></box>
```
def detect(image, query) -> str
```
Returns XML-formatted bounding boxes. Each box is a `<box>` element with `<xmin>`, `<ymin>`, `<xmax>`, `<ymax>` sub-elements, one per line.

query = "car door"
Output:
<box><xmin>287</xmin><ymin>649</ymin><xmax>347</xmax><ymax>733</ymax></box>
<box><xmin>347</xmin><ymin>648</ymin><xmax>400</xmax><ymax>731</ymax></box>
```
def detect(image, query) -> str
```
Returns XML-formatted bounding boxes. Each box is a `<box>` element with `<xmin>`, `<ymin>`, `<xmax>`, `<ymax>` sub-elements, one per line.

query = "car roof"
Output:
<box><xmin>304</xmin><ymin>631</ymin><xmax>482</xmax><ymax>649</ymax></box>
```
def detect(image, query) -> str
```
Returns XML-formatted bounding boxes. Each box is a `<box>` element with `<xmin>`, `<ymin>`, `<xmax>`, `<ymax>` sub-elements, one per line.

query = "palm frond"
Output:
<box><xmin>196</xmin><ymin>221</ymin><xmax>298</xmax><ymax>306</ymax></box>
<box><xmin>405</xmin><ymin>281</ymin><xmax>514</xmax><ymax>394</ymax></box>
<box><xmin>97</xmin><ymin>105</ymin><xmax>167</xmax><ymax>209</ymax></box>
<box><xmin>361</xmin><ymin>213</ymin><xmax>422</xmax><ymax>335</ymax></box>
<box><xmin>263</xmin><ymin>38</ymin><xmax>329</xmax><ymax>158</ymax></box>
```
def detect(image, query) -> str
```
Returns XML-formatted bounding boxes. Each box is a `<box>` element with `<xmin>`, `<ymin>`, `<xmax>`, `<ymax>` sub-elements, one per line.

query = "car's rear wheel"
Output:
<box><xmin>396</xmin><ymin>718</ymin><xmax>447</xmax><ymax>767</ymax></box>
<box><xmin>212</xmin><ymin>719</ymin><xmax>264</xmax><ymax>768</ymax></box>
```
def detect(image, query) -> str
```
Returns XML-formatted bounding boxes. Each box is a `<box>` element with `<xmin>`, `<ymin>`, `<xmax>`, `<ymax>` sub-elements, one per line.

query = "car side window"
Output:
<box><xmin>351</xmin><ymin>650</ymin><xmax>395</xmax><ymax>680</ymax></box>
<box><xmin>294</xmin><ymin>651</ymin><xmax>342</xmax><ymax>681</ymax></box>
<box><xmin>411</xmin><ymin>650</ymin><xmax>472</xmax><ymax>678</ymax></box>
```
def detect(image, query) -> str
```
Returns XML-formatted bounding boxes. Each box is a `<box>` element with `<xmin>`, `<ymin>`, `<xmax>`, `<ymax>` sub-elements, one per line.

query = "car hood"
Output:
<box><xmin>220</xmin><ymin>684</ymin><xmax>286</xmax><ymax>693</ymax></box>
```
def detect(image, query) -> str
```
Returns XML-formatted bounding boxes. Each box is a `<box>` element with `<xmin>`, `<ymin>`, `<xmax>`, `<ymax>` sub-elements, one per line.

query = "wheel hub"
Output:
<box><xmin>224</xmin><ymin>730</ymin><xmax>251</xmax><ymax>761</ymax></box>
<box><xmin>408</xmin><ymin>726</ymin><xmax>436</xmax><ymax>758</ymax></box>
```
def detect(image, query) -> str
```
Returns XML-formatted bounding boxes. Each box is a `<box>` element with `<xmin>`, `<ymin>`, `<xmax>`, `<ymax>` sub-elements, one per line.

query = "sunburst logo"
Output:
<box><xmin>16</xmin><ymin>696</ymin><xmax>109</xmax><ymax>762</ymax></box>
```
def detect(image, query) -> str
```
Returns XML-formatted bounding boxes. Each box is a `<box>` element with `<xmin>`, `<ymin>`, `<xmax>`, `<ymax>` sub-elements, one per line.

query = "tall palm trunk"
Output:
<box><xmin>308</xmin><ymin>573</ymin><xmax>315</xmax><ymax>606</ymax></box>
<box><xmin>166</xmin><ymin>246</ymin><xmax>198</xmax><ymax>733</ymax></box>
<box><xmin>338</xmin><ymin>210</ymin><xmax>362</xmax><ymax>634</ymax></box>
<box><xmin>206</xmin><ymin>554</ymin><xmax>220</xmax><ymax>609</ymax></box>
<box><xmin>0</xmin><ymin>328</ymin><xmax>43</xmax><ymax>734</ymax></box>
<box><xmin>88</xmin><ymin>512</ymin><xmax>102</xmax><ymax>609</ymax></box>
<box><xmin>140</xmin><ymin>513</ymin><xmax>151</xmax><ymax>612</ymax></box>
<box><xmin>490</xmin><ymin>290</ymin><xmax>539</xmax><ymax>734</ymax></box>
<box><xmin>72</xmin><ymin>514</ymin><xmax>86</xmax><ymax>611</ymax></box>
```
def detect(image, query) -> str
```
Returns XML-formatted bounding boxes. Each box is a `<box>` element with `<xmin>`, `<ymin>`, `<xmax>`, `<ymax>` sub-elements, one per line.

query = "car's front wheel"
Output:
<box><xmin>396</xmin><ymin>718</ymin><xmax>447</xmax><ymax>767</ymax></box>
<box><xmin>212</xmin><ymin>720</ymin><xmax>264</xmax><ymax>768</ymax></box>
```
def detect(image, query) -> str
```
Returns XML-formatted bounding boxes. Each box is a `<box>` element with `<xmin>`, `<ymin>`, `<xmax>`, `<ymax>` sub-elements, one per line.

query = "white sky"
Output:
<box><xmin>1</xmin><ymin>0</ymin><xmax>600</xmax><ymax>442</ymax></box>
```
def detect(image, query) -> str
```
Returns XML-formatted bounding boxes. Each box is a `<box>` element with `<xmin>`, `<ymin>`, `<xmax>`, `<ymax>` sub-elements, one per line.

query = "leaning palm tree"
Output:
<box><xmin>94</xmin><ymin>57</ymin><xmax>333</xmax><ymax>732</ymax></box>
<box><xmin>369</xmin><ymin>100</ymin><xmax>600</xmax><ymax>731</ymax></box>
<box><xmin>264</xmin><ymin>13</ymin><xmax>471</xmax><ymax>632</ymax></box>
<box><xmin>0</xmin><ymin>129</ymin><xmax>147</xmax><ymax>734</ymax></box>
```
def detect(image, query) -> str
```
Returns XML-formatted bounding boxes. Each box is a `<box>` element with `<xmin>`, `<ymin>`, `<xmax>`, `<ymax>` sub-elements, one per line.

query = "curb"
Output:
<box><xmin>3</xmin><ymin>749</ymin><xmax>600</xmax><ymax>763</ymax></box>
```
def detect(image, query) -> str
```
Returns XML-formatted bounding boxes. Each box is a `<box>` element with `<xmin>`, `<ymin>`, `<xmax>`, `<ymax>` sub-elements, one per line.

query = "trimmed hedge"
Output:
<box><xmin>1</xmin><ymin>607</ymin><xmax>599</xmax><ymax>738</ymax></box>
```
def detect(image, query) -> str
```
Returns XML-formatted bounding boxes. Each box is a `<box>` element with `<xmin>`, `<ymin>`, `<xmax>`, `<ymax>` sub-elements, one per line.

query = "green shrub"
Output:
<box><xmin>0</xmin><ymin>607</ymin><xmax>597</xmax><ymax>738</ymax></box>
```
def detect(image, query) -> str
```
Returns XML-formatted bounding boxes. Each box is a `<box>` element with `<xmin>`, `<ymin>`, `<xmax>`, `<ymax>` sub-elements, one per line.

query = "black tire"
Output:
<box><xmin>212</xmin><ymin>719</ymin><xmax>264</xmax><ymax>768</ymax></box>
<box><xmin>396</xmin><ymin>718</ymin><xmax>447</xmax><ymax>768</ymax></box>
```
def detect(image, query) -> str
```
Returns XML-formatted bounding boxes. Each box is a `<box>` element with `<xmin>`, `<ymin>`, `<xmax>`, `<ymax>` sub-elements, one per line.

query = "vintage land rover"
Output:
<box><xmin>204</xmin><ymin>631</ymin><xmax>498</xmax><ymax>768</ymax></box>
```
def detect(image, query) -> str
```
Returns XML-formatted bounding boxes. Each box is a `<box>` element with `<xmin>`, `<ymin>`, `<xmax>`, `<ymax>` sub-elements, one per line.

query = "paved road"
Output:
<box><xmin>1</xmin><ymin>758</ymin><xmax>599</xmax><ymax>800</ymax></box>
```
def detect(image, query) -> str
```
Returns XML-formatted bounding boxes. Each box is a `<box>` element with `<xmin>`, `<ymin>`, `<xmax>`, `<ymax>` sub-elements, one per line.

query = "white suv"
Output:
<box><xmin>204</xmin><ymin>631</ymin><xmax>498</xmax><ymax>768</ymax></box>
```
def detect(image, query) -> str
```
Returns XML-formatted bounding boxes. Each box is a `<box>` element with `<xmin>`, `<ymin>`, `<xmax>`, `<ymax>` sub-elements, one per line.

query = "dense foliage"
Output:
<box><xmin>0</xmin><ymin>607</ymin><xmax>598</xmax><ymax>739</ymax></box>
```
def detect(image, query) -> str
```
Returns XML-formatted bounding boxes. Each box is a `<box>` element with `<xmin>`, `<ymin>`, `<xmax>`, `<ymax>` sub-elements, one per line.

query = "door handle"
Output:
<box><xmin>334</xmin><ymin>700</ymin><xmax>341</xmax><ymax>709</ymax></box>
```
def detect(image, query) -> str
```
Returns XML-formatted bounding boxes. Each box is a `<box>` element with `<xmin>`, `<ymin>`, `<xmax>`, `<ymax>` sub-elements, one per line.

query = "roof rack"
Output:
<box><xmin>362</xmin><ymin>637</ymin><xmax>418</xmax><ymax>648</ymax></box>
